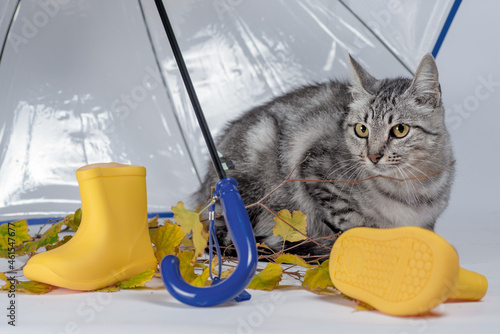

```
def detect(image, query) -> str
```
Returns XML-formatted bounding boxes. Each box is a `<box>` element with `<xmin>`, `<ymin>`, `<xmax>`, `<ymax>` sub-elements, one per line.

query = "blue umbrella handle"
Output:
<box><xmin>161</xmin><ymin>178</ymin><xmax>258</xmax><ymax>307</ymax></box>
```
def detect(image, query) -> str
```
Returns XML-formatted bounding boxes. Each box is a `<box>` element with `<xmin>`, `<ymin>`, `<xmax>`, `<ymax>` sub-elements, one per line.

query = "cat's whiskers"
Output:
<box><xmin>406</xmin><ymin>156</ymin><xmax>450</xmax><ymax>172</ymax></box>
<box><xmin>322</xmin><ymin>157</ymin><xmax>358</xmax><ymax>180</ymax></box>
<box><xmin>337</xmin><ymin>164</ymin><xmax>366</xmax><ymax>202</ymax></box>
<box><xmin>324</xmin><ymin>158</ymin><xmax>361</xmax><ymax>183</ymax></box>
<box><xmin>327</xmin><ymin>162</ymin><xmax>362</xmax><ymax>203</ymax></box>
<box><xmin>401</xmin><ymin>165</ymin><xmax>439</xmax><ymax>218</ymax></box>
<box><xmin>404</xmin><ymin>158</ymin><xmax>445</xmax><ymax>189</ymax></box>
<box><xmin>347</xmin><ymin>165</ymin><xmax>366</xmax><ymax>202</ymax></box>
<box><xmin>395</xmin><ymin>166</ymin><xmax>419</xmax><ymax>205</ymax></box>
<box><xmin>401</xmin><ymin>166</ymin><xmax>427</xmax><ymax>200</ymax></box>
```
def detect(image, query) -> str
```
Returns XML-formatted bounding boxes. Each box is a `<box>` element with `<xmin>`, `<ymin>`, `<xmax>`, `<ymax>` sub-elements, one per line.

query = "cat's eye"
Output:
<box><xmin>354</xmin><ymin>123</ymin><xmax>369</xmax><ymax>138</ymax></box>
<box><xmin>391</xmin><ymin>124</ymin><xmax>410</xmax><ymax>138</ymax></box>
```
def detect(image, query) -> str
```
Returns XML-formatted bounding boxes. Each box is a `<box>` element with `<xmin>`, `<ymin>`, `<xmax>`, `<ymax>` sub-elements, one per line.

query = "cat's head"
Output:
<box><xmin>344</xmin><ymin>54</ymin><xmax>453</xmax><ymax>177</ymax></box>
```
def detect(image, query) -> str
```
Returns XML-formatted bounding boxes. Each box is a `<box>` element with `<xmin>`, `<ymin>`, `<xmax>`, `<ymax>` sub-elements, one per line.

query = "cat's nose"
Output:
<box><xmin>367</xmin><ymin>154</ymin><xmax>383</xmax><ymax>164</ymax></box>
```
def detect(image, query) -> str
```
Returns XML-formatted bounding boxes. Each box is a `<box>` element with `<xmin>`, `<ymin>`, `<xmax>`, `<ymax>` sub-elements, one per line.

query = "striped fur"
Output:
<box><xmin>194</xmin><ymin>54</ymin><xmax>454</xmax><ymax>257</ymax></box>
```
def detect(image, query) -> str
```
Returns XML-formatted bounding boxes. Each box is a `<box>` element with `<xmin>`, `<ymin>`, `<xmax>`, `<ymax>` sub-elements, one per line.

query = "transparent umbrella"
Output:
<box><xmin>0</xmin><ymin>0</ymin><xmax>461</xmax><ymax>223</ymax></box>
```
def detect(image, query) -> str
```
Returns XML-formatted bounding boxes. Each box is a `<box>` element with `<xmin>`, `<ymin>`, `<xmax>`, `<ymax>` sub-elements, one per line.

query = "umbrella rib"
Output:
<box><xmin>0</xmin><ymin>0</ymin><xmax>21</xmax><ymax>67</ymax></box>
<box><xmin>137</xmin><ymin>0</ymin><xmax>202</xmax><ymax>184</ymax></box>
<box><xmin>338</xmin><ymin>0</ymin><xmax>414</xmax><ymax>76</ymax></box>
<box><xmin>154</xmin><ymin>0</ymin><xmax>227</xmax><ymax>181</ymax></box>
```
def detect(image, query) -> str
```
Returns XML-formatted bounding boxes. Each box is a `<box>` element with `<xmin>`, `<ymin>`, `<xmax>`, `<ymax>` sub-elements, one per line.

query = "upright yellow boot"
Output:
<box><xmin>24</xmin><ymin>163</ymin><xmax>157</xmax><ymax>291</ymax></box>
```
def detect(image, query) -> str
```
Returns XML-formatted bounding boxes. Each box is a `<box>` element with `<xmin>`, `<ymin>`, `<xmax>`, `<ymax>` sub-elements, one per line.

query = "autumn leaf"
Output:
<box><xmin>191</xmin><ymin>267</ymin><xmax>210</xmax><ymax>287</ymax></box>
<box><xmin>219</xmin><ymin>267</ymin><xmax>235</xmax><ymax>279</ymax></box>
<box><xmin>117</xmin><ymin>269</ymin><xmax>155</xmax><ymax>289</ymax></box>
<box><xmin>354</xmin><ymin>303</ymin><xmax>376</xmax><ymax>311</ymax></box>
<box><xmin>151</xmin><ymin>222</ymin><xmax>185</xmax><ymax>263</ymax></box>
<box><xmin>0</xmin><ymin>272</ymin><xmax>9</xmax><ymax>283</ymax></box>
<box><xmin>175</xmin><ymin>250</ymin><xmax>210</xmax><ymax>286</ymax></box>
<box><xmin>73</xmin><ymin>208</ymin><xmax>82</xmax><ymax>229</ymax></box>
<box><xmin>16</xmin><ymin>281</ymin><xmax>55</xmax><ymax>294</ymax></box>
<box><xmin>96</xmin><ymin>286</ymin><xmax>121</xmax><ymax>293</ymax></box>
<box><xmin>23</xmin><ymin>222</ymin><xmax>63</xmax><ymax>254</ymax></box>
<box><xmin>180</xmin><ymin>235</ymin><xmax>194</xmax><ymax>248</ymax></box>
<box><xmin>256</xmin><ymin>242</ymin><xmax>273</xmax><ymax>251</ymax></box>
<box><xmin>148</xmin><ymin>216</ymin><xmax>160</xmax><ymax>237</ymax></box>
<box><xmin>0</xmin><ymin>274</ymin><xmax>54</xmax><ymax>294</ymax></box>
<box><xmin>64</xmin><ymin>208</ymin><xmax>82</xmax><ymax>232</ymax></box>
<box><xmin>0</xmin><ymin>220</ymin><xmax>31</xmax><ymax>250</ymax></box>
<box><xmin>171</xmin><ymin>202</ymin><xmax>208</xmax><ymax>258</ymax></box>
<box><xmin>272</xmin><ymin>210</ymin><xmax>307</xmax><ymax>243</ymax></box>
<box><xmin>247</xmin><ymin>263</ymin><xmax>283</xmax><ymax>291</ymax></box>
<box><xmin>210</xmin><ymin>257</ymin><xmax>235</xmax><ymax>279</ymax></box>
<box><xmin>302</xmin><ymin>260</ymin><xmax>334</xmax><ymax>292</ymax></box>
<box><xmin>210</xmin><ymin>256</ymin><xmax>220</xmax><ymax>275</ymax></box>
<box><xmin>275</xmin><ymin>253</ymin><xmax>313</xmax><ymax>268</ymax></box>
<box><xmin>45</xmin><ymin>235</ymin><xmax>72</xmax><ymax>251</ymax></box>
<box><xmin>177</xmin><ymin>250</ymin><xmax>197</xmax><ymax>283</ymax></box>
<box><xmin>148</xmin><ymin>216</ymin><xmax>159</xmax><ymax>228</ymax></box>
<box><xmin>0</xmin><ymin>280</ymin><xmax>54</xmax><ymax>294</ymax></box>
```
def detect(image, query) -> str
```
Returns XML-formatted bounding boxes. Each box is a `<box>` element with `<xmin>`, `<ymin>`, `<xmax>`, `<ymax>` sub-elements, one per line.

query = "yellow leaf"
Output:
<box><xmin>117</xmin><ymin>269</ymin><xmax>155</xmax><ymax>289</ymax></box>
<box><xmin>96</xmin><ymin>286</ymin><xmax>121</xmax><ymax>293</ymax></box>
<box><xmin>45</xmin><ymin>235</ymin><xmax>72</xmax><ymax>251</ymax></box>
<box><xmin>354</xmin><ymin>303</ymin><xmax>376</xmax><ymax>311</ymax></box>
<box><xmin>64</xmin><ymin>208</ymin><xmax>82</xmax><ymax>232</ymax></box>
<box><xmin>23</xmin><ymin>222</ymin><xmax>63</xmax><ymax>254</ymax></box>
<box><xmin>148</xmin><ymin>216</ymin><xmax>159</xmax><ymax>228</ymax></box>
<box><xmin>73</xmin><ymin>208</ymin><xmax>82</xmax><ymax>230</ymax></box>
<box><xmin>191</xmin><ymin>267</ymin><xmax>210</xmax><ymax>287</ymax></box>
<box><xmin>219</xmin><ymin>267</ymin><xmax>235</xmax><ymax>279</ymax></box>
<box><xmin>0</xmin><ymin>272</ymin><xmax>9</xmax><ymax>283</ymax></box>
<box><xmin>302</xmin><ymin>260</ymin><xmax>334</xmax><ymax>292</ymax></box>
<box><xmin>151</xmin><ymin>222</ymin><xmax>186</xmax><ymax>263</ymax></box>
<box><xmin>247</xmin><ymin>263</ymin><xmax>283</xmax><ymax>291</ymax></box>
<box><xmin>180</xmin><ymin>235</ymin><xmax>194</xmax><ymax>248</ymax></box>
<box><xmin>275</xmin><ymin>253</ymin><xmax>313</xmax><ymax>268</ymax></box>
<box><xmin>0</xmin><ymin>220</ymin><xmax>31</xmax><ymax>250</ymax></box>
<box><xmin>0</xmin><ymin>280</ymin><xmax>54</xmax><ymax>294</ymax></box>
<box><xmin>272</xmin><ymin>210</ymin><xmax>307</xmax><ymax>243</ymax></box>
<box><xmin>210</xmin><ymin>257</ymin><xmax>235</xmax><ymax>279</ymax></box>
<box><xmin>148</xmin><ymin>217</ymin><xmax>159</xmax><ymax>237</ymax></box>
<box><xmin>171</xmin><ymin>202</ymin><xmax>208</xmax><ymax>258</ymax></box>
<box><xmin>257</xmin><ymin>242</ymin><xmax>273</xmax><ymax>251</ymax></box>
<box><xmin>177</xmin><ymin>250</ymin><xmax>197</xmax><ymax>283</ymax></box>
<box><xmin>210</xmin><ymin>255</ymin><xmax>219</xmax><ymax>273</ymax></box>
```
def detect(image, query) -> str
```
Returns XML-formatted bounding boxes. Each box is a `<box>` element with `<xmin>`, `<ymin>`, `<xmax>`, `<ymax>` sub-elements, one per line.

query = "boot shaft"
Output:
<box><xmin>76</xmin><ymin>163</ymin><xmax>148</xmax><ymax>236</ymax></box>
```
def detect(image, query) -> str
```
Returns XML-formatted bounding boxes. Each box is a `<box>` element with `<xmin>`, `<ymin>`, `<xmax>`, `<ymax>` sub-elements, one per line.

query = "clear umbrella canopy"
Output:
<box><xmin>0</xmin><ymin>0</ymin><xmax>458</xmax><ymax>223</ymax></box>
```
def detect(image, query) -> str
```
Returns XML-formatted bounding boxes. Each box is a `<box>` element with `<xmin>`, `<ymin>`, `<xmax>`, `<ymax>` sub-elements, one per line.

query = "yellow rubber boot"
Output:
<box><xmin>329</xmin><ymin>226</ymin><xmax>459</xmax><ymax>316</ymax></box>
<box><xmin>23</xmin><ymin>163</ymin><xmax>157</xmax><ymax>291</ymax></box>
<box><xmin>448</xmin><ymin>267</ymin><xmax>488</xmax><ymax>301</ymax></box>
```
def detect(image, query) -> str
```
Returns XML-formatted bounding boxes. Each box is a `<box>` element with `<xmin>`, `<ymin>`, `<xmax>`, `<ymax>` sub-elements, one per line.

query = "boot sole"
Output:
<box><xmin>329</xmin><ymin>226</ymin><xmax>459</xmax><ymax>316</ymax></box>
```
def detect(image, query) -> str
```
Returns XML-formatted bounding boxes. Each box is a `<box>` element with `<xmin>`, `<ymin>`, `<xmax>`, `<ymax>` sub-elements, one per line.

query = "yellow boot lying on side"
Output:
<box><xmin>329</xmin><ymin>226</ymin><xmax>488</xmax><ymax>316</ymax></box>
<box><xmin>23</xmin><ymin>163</ymin><xmax>157</xmax><ymax>291</ymax></box>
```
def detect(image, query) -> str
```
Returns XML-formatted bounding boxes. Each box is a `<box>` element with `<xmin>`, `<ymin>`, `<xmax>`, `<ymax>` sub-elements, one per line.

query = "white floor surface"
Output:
<box><xmin>1</xmin><ymin>206</ymin><xmax>498</xmax><ymax>334</ymax></box>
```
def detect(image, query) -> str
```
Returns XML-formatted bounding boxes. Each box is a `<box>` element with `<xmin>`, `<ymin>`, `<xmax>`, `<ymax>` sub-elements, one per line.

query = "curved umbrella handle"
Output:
<box><xmin>161</xmin><ymin>178</ymin><xmax>258</xmax><ymax>307</ymax></box>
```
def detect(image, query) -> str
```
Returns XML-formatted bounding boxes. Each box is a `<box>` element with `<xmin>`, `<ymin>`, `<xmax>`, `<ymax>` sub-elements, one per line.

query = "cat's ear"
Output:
<box><xmin>349</xmin><ymin>54</ymin><xmax>376</xmax><ymax>100</ymax></box>
<box><xmin>407</xmin><ymin>53</ymin><xmax>442</xmax><ymax>108</ymax></box>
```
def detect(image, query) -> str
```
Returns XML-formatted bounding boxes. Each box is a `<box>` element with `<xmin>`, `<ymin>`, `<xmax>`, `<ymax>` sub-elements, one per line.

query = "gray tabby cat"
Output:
<box><xmin>195</xmin><ymin>54</ymin><xmax>454</xmax><ymax>257</ymax></box>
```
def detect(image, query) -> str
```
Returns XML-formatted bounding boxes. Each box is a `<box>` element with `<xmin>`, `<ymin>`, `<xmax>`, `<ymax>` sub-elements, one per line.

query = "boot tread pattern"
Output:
<box><xmin>332</xmin><ymin>235</ymin><xmax>434</xmax><ymax>303</ymax></box>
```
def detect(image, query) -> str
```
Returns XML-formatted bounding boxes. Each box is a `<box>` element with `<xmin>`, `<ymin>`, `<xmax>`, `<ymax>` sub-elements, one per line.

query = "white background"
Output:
<box><xmin>0</xmin><ymin>1</ymin><xmax>499</xmax><ymax>333</ymax></box>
